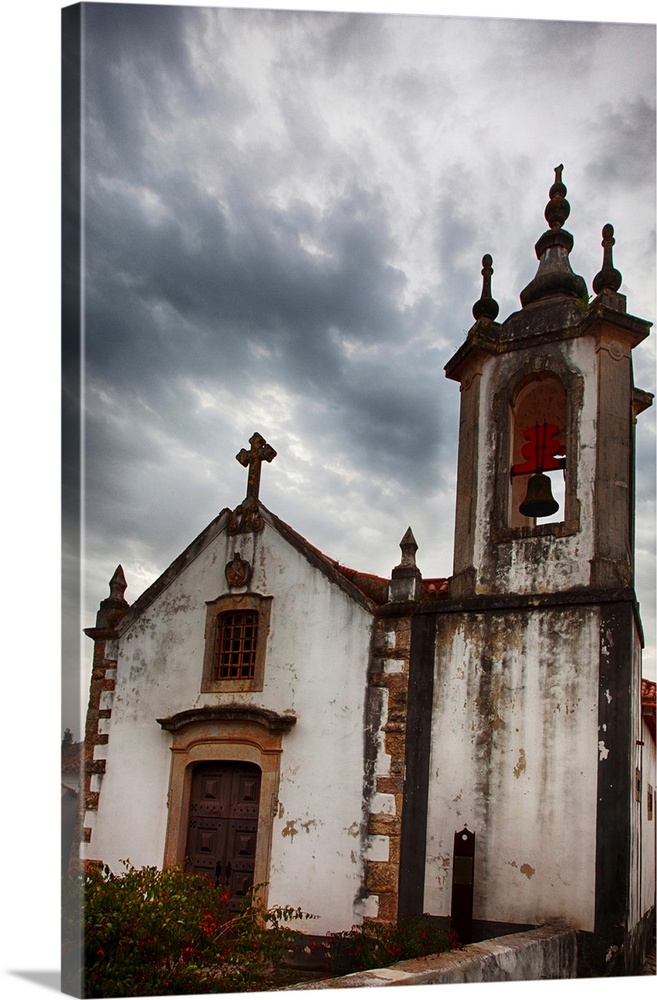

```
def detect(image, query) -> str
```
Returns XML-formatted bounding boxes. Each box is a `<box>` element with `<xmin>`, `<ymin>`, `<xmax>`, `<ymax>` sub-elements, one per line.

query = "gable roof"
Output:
<box><xmin>109</xmin><ymin>500</ymin><xmax>450</xmax><ymax>636</ymax></box>
<box><xmin>115</xmin><ymin>507</ymin><xmax>233</xmax><ymax>634</ymax></box>
<box><xmin>261</xmin><ymin>505</ymin><xmax>387</xmax><ymax>609</ymax></box>
<box><xmin>61</xmin><ymin>740</ymin><xmax>84</xmax><ymax>778</ymax></box>
<box><xmin>114</xmin><ymin>502</ymin><xmax>388</xmax><ymax>632</ymax></box>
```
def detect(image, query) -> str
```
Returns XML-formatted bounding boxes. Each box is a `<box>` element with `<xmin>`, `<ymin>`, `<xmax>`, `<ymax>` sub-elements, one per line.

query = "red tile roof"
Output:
<box><xmin>642</xmin><ymin>678</ymin><xmax>656</xmax><ymax>741</ymax></box>
<box><xmin>61</xmin><ymin>740</ymin><xmax>84</xmax><ymax>773</ymax></box>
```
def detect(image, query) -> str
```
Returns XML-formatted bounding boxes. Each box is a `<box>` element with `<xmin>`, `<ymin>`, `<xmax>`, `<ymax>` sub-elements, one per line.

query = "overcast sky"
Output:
<box><xmin>61</xmin><ymin>3</ymin><xmax>656</xmax><ymax>734</ymax></box>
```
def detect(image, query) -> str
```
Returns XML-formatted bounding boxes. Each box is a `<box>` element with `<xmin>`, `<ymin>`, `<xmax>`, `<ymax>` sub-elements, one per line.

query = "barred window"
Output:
<box><xmin>202</xmin><ymin>593</ymin><xmax>271</xmax><ymax>693</ymax></box>
<box><xmin>215</xmin><ymin>610</ymin><xmax>259</xmax><ymax>680</ymax></box>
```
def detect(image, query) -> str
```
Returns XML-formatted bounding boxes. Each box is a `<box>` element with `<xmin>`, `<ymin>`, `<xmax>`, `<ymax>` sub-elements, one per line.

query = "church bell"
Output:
<box><xmin>518</xmin><ymin>472</ymin><xmax>559</xmax><ymax>519</ymax></box>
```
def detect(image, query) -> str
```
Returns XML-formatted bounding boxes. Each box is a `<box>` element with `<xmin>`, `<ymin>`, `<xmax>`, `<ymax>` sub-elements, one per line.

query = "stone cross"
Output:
<box><xmin>236</xmin><ymin>432</ymin><xmax>277</xmax><ymax>502</ymax></box>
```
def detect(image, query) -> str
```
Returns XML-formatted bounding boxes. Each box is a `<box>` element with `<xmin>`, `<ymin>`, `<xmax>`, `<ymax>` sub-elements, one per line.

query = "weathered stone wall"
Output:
<box><xmin>286</xmin><ymin>922</ymin><xmax>578</xmax><ymax>989</ymax></box>
<box><xmin>423</xmin><ymin>605</ymin><xmax>600</xmax><ymax>930</ymax></box>
<box><xmin>360</xmin><ymin>614</ymin><xmax>413</xmax><ymax>924</ymax></box>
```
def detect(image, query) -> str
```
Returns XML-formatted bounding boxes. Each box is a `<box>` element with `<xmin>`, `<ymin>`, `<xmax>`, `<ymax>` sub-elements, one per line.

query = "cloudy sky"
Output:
<box><xmin>61</xmin><ymin>2</ymin><xmax>656</xmax><ymax>735</ymax></box>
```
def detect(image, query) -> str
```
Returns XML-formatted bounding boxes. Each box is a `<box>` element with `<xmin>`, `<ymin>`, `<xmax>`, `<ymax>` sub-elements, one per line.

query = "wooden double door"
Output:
<box><xmin>186</xmin><ymin>761</ymin><xmax>261</xmax><ymax>910</ymax></box>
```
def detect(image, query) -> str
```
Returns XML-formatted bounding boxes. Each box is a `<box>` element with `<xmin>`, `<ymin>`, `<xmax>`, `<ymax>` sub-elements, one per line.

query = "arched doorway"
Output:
<box><xmin>158</xmin><ymin>704</ymin><xmax>297</xmax><ymax>911</ymax></box>
<box><xmin>186</xmin><ymin>760</ymin><xmax>261</xmax><ymax>910</ymax></box>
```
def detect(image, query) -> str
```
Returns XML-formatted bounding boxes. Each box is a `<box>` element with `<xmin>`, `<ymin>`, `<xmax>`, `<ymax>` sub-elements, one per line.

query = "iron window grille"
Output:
<box><xmin>215</xmin><ymin>610</ymin><xmax>259</xmax><ymax>680</ymax></box>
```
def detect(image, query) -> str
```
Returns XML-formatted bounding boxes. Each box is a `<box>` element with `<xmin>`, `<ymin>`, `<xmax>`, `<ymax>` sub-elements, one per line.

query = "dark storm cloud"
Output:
<box><xmin>505</xmin><ymin>16</ymin><xmax>603</xmax><ymax>70</ymax></box>
<box><xmin>84</xmin><ymin>172</ymin><xmax>409</xmax><ymax>390</ymax></box>
<box><xmin>584</xmin><ymin>96</ymin><xmax>656</xmax><ymax>187</ymax></box>
<box><xmin>333</xmin><ymin>351</ymin><xmax>444</xmax><ymax>477</ymax></box>
<box><xmin>280</xmin><ymin>9</ymin><xmax>392</xmax><ymax>76</ymax></box>
<box><xmin>80</xmin><ymin>0</ymin><xmax>437</xmax><ymax>575</ymax></box>
<box><xmin>67</xmin><ymin>6</ymin><xmax>655</xmax><ymax>701</ymax></box>
<box><xmin>84</xmin><ymin>4</ymin><xmax>254</xmax><ymax>191</ymax></box>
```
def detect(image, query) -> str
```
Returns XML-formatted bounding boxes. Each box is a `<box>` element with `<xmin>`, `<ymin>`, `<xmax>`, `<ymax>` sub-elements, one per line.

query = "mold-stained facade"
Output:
<box><xmin>81</xmin><ymin>168</ymin><xmax>655</xmax><ymax>976</ymax></box>
<box><xmin>83</xmin><ymin>504</ymin><xmax>379</xmax><ymax>935</ymax></box>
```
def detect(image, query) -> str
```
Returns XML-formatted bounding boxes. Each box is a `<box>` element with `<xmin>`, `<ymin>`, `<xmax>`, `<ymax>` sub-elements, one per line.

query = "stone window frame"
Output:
<box><xmin>491</xmin><ymin>358</ymin><xmax>583</xmax><ymax>543</ymax></box>
<box><xmin>201</xmin><ymin>593</ymin><xmax>272</xmax><ymax>693</ymax></box>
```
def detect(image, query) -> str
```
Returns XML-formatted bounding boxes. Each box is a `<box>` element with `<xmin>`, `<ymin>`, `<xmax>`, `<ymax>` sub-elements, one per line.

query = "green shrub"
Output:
<box><xmin>76</xmin><ymin>861</ymin><xmax>315</xmax><ymax>996</ymax></box>
<box><xmin>325</xmin><ymin>915</ymin><xmax>457</xmax><ymax>975</ymax></box>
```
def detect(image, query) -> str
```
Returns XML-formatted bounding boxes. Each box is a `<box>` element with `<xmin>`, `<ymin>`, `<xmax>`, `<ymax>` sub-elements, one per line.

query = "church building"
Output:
<box><xmin>80</xmin><ymin>167</ymin><xmax>656</xmax><ymax>976</ymax></box>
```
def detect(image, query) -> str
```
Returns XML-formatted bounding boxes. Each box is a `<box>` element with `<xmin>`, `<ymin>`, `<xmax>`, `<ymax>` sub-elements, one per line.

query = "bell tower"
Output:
<box><xmin>433</xmin><ymin>166</ymin><xmax>653</xmax><ymax>973</ymax></box>
<box><xmin>445</xmin><ymin>165</ymin><xmax>652</xmax><ymax>600</ymax></box>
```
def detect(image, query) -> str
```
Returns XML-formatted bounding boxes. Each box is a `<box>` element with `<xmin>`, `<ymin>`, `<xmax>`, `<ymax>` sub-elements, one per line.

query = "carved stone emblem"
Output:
<box><xmin>228</xmin><ymin>498</ymin><xmax>265</xmax><ymax>535</ymax></box>
<box><xmin>225</xmin><ymin>552</ymin><xmax>252</xmax><ymax>589</ymax></box>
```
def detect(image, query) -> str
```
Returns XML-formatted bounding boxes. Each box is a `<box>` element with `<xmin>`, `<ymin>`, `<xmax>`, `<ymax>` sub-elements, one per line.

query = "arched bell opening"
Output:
<box><xmin>509</xmin><ymin>375</ymin><xmax>567</xmax><ymax>528</ymax></box>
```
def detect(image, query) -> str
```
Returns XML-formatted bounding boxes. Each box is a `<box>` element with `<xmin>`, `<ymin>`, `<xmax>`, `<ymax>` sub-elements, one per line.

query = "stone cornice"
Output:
<box><xmin>156</xmin><ymin>704</ymin><xmax>297</xmax><ymax>734</ymax></box>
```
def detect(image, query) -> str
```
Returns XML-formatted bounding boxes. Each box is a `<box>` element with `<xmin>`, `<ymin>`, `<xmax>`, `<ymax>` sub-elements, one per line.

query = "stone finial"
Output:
<box><xmin>544</xmin><ymin>164</ymin><xmax>570</xmax><ymax>231</ymax></box>
<box><xmin>592</xmin><ymin>223</ymin><xmax>622</xmax><ymax>295</ymax></box>
<box><xmin>398</xmin><ymin>527</ymin><xmax>419</xmax><ymax>567</ymax></box>
<box><xmin>519</xmin><ymin>164</ymin><xmax>588</xmax><ymax>308</ymax></box>
<box><xmin>472</xmin><ymin>254</ymin><xmax>499</xmax><ymax>321</ymax></box>
<box><xmin>94</xmin><ymin>565</ymin><xmax>129</xmax><ymax>629</ymax></box>
<box><xmin>388</xmin><ymin>527</ymin><xmax>422</xmax><ymax>603</ymax></box>
<box><xmin>108</xmin><ymin>565</ymin><xmax>127</xmax><ymax>602</ymax></box>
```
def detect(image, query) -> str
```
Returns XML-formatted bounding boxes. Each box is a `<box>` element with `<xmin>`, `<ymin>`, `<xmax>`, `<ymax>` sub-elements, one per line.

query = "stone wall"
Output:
<box><xmin>286</xmin><ymin>922</ymin><xmax>578</xmax><ymax>989</ymax></box>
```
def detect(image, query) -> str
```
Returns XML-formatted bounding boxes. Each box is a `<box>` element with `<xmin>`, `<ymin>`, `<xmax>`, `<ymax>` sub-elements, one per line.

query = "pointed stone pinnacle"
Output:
<box><xmin>399</xmin><ymin>527</ymin><xmax>419</xmax><ymax>568</ymax></box>
<box><xmin>109</xmin><ymin>565</ymin><xmax>127</xmax><ymax>602</ymax></box>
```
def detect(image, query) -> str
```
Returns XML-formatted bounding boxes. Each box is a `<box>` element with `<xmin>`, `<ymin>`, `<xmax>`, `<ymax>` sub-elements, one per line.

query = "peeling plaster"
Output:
<box><xmin>281</xmin><ymin>820</ymin><xmax>299</xmax><ymax>841</ymax></box>
<box><xmin>426</xmin><ymin>853</ymin><xmax>452</xmax><ymax>889</ymax></box>
<box><xmin>513</xmin><ymin>749</ymin><xmax>527</xmax><ymax>779</ymax></box>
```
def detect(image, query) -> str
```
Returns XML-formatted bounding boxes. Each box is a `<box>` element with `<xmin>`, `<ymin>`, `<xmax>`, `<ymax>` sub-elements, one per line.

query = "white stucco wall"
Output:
<box><xmin>424</xmin><ymin>606</ymin><xmax>600</xmax><ymax>931</ymax></box>
<box><xmin>83</xmin><ymin>516</ymin><xmax>373</xmax><ymax>934</ymax></box>
<box><xmin>640</xmin><ymin>710</ymin><xmax>656</xmax><ymax>920</ymax></box>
